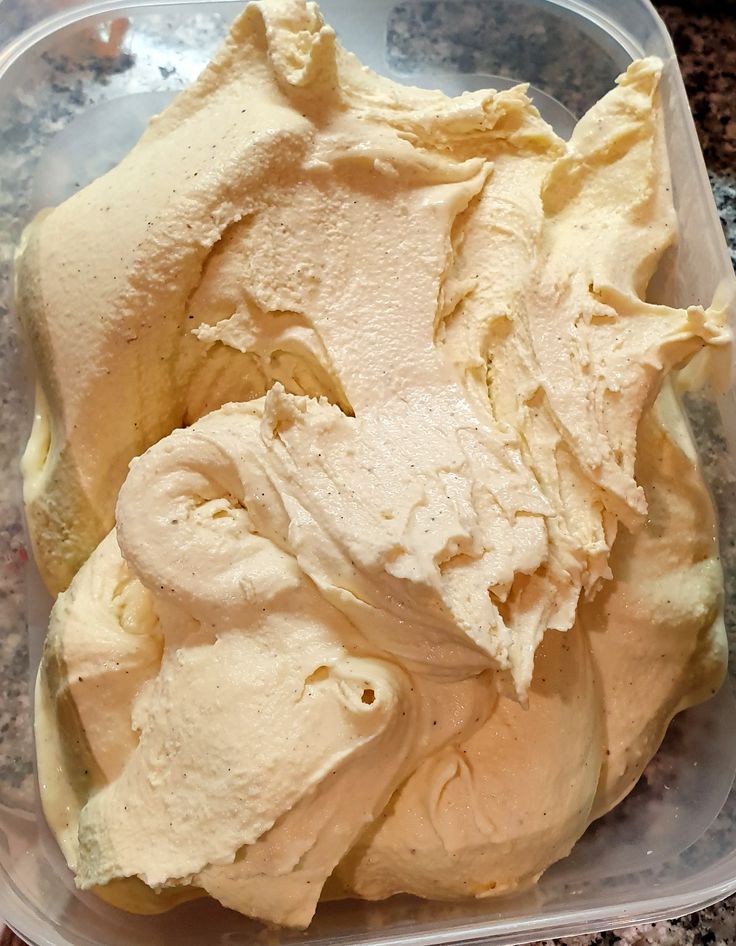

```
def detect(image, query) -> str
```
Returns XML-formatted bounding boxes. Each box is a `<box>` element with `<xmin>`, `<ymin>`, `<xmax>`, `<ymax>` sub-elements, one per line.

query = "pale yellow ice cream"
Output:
<box><xmin>23</xmin><ymin>0</ymin><xmax>729</xmax><ymax>930</ymax></box>
<box><xmin>332</xmin><ymin>383</ymin><xmax>725</xmax><ymax>902</ymax></box>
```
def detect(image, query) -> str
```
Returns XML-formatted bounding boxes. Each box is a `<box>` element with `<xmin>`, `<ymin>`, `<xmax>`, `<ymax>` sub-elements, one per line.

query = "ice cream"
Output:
<box><xmin>22</xmin><ymin>0</ymin><xmax>729</xmax><ymax>930</ymax></box>
<box><xmin>332</xmin><ymin>382</ymin><xmax>726</xmax><ymax>902</ymax></box>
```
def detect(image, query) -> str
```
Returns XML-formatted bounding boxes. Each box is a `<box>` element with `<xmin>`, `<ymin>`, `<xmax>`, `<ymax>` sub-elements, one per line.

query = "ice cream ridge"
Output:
<box><xmin>18</xmin><ymin>0</ymin><xmax>729</xmax><ymax>929</ymax></box>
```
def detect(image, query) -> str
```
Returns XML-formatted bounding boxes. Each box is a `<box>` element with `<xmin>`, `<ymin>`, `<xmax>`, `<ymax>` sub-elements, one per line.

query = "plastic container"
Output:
<box><xmin>1</xmin><ymin>1</ymin><xmax>736</xmax><ymax>944</ymax></box>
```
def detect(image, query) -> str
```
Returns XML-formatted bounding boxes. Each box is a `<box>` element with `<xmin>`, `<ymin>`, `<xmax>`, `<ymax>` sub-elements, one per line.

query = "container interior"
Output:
<box><xmin>1</xmin><ymin>1</ymin><xmax>736</xmax><ymax>945</ymax></box>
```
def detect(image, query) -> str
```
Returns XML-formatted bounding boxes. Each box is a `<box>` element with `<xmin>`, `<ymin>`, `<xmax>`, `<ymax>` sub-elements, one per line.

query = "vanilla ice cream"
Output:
<box><xmin>22</xmin><ymin>0</ymin><xmax>729</xmax><ymax>929</ymax></box>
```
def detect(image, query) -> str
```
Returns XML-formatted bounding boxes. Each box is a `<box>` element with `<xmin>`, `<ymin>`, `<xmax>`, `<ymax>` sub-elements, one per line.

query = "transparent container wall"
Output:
<box><xmin>1</xmin><ymin>2</ymin><xmax>735</xmax><ymax>945</ymax></box>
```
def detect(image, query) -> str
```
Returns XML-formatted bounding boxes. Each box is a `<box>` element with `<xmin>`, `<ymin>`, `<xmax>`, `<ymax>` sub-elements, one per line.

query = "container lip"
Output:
<box><xmin>3</xmin><ymin>857</ymin><xmax>736</xmax><ymax>946</ymax></box>
<box><xmin>2</xmin><ymin>0</ymin><xmax>735</xmax><ymax>944</ymax></box>
<box><xmin>0</xmin><ymin>0</ymin><xmax>676</xmax><ymax>79</ymax></box>
<box><xmin>0</xmin><ymin>0</ymin><xmax>226</xmax><ymax>77</ymax></box>
<box><xmin>536</xmin><ymin>0</ymin><xmax>673</xmax><ymax>59</ymax></box>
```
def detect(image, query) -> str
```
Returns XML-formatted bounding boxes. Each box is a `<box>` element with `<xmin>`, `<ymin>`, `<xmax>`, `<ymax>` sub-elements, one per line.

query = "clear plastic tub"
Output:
<box><xmin>1</xmin><ymin>1</ymin><xmax>736</xmax><ymax>944</ymax></box>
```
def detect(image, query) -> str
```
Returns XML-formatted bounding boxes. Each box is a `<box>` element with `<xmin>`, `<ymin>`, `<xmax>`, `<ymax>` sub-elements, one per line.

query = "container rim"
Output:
<box><xmin>0</xmin><ymin>0</ymin><xmax>673</xmax><ymax>79</ymax></box>
<box><xmin>1</xmin><ymin>0</ymin><xmax>735</xmax><ymax>945</ymax></box>
<box><xmin>2</xmin><ymin>837</ymin><xmax>736</xmax><ymax>946</ymax></box>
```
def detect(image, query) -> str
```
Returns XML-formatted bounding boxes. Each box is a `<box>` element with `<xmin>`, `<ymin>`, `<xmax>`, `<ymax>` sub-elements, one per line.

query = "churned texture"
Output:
<box><xmin>22</xmin><ymin>0</ymin><xmax>728</xmax><ymax>929</ymax></box>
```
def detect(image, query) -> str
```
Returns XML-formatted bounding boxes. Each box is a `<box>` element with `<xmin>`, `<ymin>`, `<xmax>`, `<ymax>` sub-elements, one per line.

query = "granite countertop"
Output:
<box><xmin>0</xmin><ymin>0</ymin><xmax>734</xmax><ymax>944</ymax></box>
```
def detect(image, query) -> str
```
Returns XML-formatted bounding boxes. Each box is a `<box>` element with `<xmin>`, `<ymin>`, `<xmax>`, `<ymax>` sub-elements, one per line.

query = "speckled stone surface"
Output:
<box><xmin>0</xmin><ymin>0</ymin><xmax>734</xmax><ymax>944</ymax></box>
<box><xmin>658</xmin><ymin>3</ymin><xmax>736</xmax><ymax>274</ymax></box>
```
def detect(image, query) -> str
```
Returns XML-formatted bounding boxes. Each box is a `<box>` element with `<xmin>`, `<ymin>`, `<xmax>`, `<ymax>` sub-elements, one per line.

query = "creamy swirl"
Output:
<box><xmin>25</xmin><ymin>0</ymin><xmax>729</xmax><ymax>929</ymax></box>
